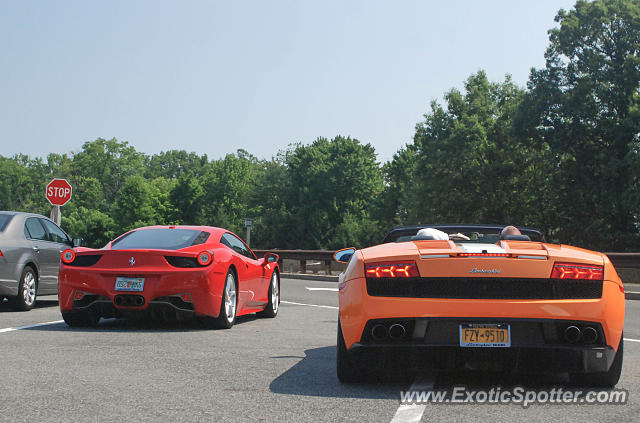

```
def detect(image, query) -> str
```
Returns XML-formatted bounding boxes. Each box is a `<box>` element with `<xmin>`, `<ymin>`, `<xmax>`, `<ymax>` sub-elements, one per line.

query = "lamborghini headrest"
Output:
<box><xmin>502</xmin><ymin>234</ymin><xmax>531</xmax><ymax>241</ymax></box>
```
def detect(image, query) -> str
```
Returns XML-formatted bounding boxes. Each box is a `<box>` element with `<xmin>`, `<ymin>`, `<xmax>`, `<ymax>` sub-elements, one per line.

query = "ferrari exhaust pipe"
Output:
<box><xmin>582</xmin><ymin>326</ymin><xmax>598</xmax><ymax>344</ymax></box>
<box><xmin>114</xmin><ymin>296</ymin><xmax>123</xmax><ymax>306</ymax></box>
<box><xmin>371</xmin><ymin>324</ymin><xmax>388</xmax><ymax>342</ymax></box>
<box><xmin>135</xmin><ymin>296</ymin><xmax>145</xmax><ymax>306</ymax></box>
<box><xmin>389</xmin><ymin>323</ymin><xmax>407</xmax><ymax>341</ymax></box>
<box><xmin>564</xmin><ymin>325</ymin><xmax>581</xmax><ymax>343</ymax></box>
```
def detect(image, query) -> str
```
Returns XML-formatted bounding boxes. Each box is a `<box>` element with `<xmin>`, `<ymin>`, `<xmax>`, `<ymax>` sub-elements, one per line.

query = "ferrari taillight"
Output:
<box><xmin>551</xmin><ymin>263</ymin><xmax>604</xmax><ymax>280</ymax></box>
<box><xmin>197</xmin><ymin>251</ymin><xmax>212</xmax><ymax>266</ymax></box>
<box><xmin>61</xmin><ymin>249</ymin><xmax>76</xmax><ymax>264</ymax></box>
<box><xmin>365</xmin><ymin>261</ymin><xmax>419</xmax><ymax>278</ymax></box>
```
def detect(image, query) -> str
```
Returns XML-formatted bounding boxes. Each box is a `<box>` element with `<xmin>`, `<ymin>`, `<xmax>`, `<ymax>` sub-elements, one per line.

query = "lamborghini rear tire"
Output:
<box><xmin>570</xmin><ymin>334</ymin><xmax>623</xmax><ymax>387</ymax></box>
<box><xmin>337</xmin><ymin>318</ymin><xmax>364</xmax><ymax>383</ymax></box>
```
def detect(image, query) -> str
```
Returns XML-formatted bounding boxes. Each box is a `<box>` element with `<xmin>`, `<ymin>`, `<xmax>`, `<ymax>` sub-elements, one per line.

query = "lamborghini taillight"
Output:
<box><xmin>551</xmin><ymin>263</ymin><xmax>604</xmax><ymax>280</ymax></box>
<box><xmin>365</xmin><ymin>261</ymin><xmax>419</xmax><ymax>278</ymax></box>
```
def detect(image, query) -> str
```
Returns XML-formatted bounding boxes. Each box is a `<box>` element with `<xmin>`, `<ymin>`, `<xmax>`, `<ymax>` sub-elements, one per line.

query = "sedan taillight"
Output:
<box><xmin>365</xmin><ymin>261</ymin><xmax>419</xmax><ymax>278</ymax></box>
<box><xmin>551</xmin><ymin>263</ymin><xmax>604</xmax><ymax>280</ymax></box>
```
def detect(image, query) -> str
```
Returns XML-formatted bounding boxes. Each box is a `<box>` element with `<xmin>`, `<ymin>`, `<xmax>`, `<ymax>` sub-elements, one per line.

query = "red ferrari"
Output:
<box><xmin>58</xmin><ymin>225</ymin><xmax>280</xmax><ymax>328</ymax></box>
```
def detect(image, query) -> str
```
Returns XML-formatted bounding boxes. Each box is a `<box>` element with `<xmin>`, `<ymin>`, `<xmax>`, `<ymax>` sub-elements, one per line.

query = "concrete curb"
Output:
<box><xmin>626</xmin><ymin>292</ymin><xmax>640</xmax><ymax>300</ymax></box>
<box><xmin>281</xmin><ymin>273</ymin><xmax>338</xmax><ymax>282</ymax></box>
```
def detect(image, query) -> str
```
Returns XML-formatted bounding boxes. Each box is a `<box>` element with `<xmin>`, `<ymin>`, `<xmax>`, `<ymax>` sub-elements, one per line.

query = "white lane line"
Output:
<box><xmin>391</xmin><ymin>376</ymin><xmax>434</xmax><ymax>423</ymax></box>
<box><xmin>0</xmin><ymin>320</ymin><xmax>64</xmax><ymax>334</ymax></box>
<box><xmin>280</xmin><ymin>300</ymin><xmax>338</xmax><ymax>310</ymax></box>
<box><xmin>306</xmin><ymin>287</ymin><xmax>339</xmax><ymax>292</ymax></box>
<box><xmin>624</xmin><ymin>337</ymin><xmax>640</xmax><ymax>343</ymax></box>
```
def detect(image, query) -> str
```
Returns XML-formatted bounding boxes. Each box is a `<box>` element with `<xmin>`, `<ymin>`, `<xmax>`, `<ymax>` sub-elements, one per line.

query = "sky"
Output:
<box><xmin>0</xmin><ymin>0</ymin><xmax>578</xmax><ymax>163</ymax></box>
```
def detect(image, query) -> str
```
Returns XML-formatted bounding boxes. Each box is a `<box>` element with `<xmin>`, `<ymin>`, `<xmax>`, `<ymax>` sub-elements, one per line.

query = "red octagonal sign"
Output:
<box><xmin>46</xmin><ymin>179</ymin><xmax>73</xmax><ymax>206</ymax></box>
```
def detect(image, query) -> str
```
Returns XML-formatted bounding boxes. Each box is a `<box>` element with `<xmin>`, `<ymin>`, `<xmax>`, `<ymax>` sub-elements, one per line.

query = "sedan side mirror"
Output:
<box><xmin>333</xmin><ymin>247</ymin><xmax>355</xmax><ymax>264</ymax></box>
<box><xmin>264</xmin><ymin>252</ymin><xmax>279</xmax><ymax>264</ymax></box>
<box><xmin>73</xmin><ymin>238</ymin><xmax>85</xmax><ymax>247</ymax></box>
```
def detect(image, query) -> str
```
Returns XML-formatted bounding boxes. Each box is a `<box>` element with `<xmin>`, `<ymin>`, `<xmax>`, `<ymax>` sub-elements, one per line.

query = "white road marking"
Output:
<box><xmin>306</xmin><ymin>287</ymin><xmax>339</xmax><ymax>292</ymax></box>
<box><xmin>0</xmin><ymin>320</ymin><xmax>64</xmax><ymax>334</ymax></box>
<box><xmin>280</xmin><ymin>300</ymin><xmax>338</xmax><ymax>310</ymax></box>
<box><xmin>390</xmin><ymin>376</ymin><xmax>434</xmax><ymax>423</ymax></box>
<box><xmin>624</xmin><ymin>337</ymin><xmax>640</xmax><ymax>343</ymax></box>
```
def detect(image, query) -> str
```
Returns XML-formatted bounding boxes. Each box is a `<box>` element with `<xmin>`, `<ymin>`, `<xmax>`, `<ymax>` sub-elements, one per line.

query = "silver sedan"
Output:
<box><xmin>0</xmin><ymin>211</ymin><xmax>75</xmax><ymax>310</ymax></box>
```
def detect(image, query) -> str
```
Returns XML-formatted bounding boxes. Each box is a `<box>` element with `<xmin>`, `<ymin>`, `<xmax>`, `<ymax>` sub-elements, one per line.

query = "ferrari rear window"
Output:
<box><xmin>111</xmin><ymin>229</ymin><xmax>210</xmax><ymax>250</ymax></box>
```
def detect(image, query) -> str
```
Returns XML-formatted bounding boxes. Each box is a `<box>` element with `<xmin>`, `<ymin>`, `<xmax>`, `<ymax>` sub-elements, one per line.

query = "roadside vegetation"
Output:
<box><xmin>1</xmin><ymin>0</ymin><xmax>638</xmax><ymax>251</ymax></box>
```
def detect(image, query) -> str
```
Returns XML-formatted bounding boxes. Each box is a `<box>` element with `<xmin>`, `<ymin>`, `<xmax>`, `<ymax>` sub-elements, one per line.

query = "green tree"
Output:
<box><xmin>520</xmin><ymin>0</ymin><xmax>640</xmax><ymax>250</ymax></box>
<box><xmin>281</xmin><ymin>136</ymin><xmax>384</xmax><ymax>249</ymax></box>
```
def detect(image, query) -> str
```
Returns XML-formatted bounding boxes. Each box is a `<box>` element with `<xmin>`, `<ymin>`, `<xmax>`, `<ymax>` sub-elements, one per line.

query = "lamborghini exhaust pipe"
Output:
<box><xmin>371</xmin><ymin>324</ymin><xmax>388</xmax><ymax>342</ymax></box>
<box><xmin>564</xmin><ymin>325</ymin><xmax>581</xmax><ymax>343</ymax></box>
<box><xmin>389</xmin><ymin>323</ymin><xmax>407</xmax><ymax>341</ymax></box>
<box><xmin>582</xmin><ymin>326</ymin><xmax>598</xmax><ymax>344</ymax></box>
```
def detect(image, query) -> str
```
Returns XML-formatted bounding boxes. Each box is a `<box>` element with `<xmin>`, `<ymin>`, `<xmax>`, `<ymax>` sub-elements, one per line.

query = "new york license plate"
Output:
<box><xmin>459</xmin><ymin>323</ymin><xmax>510</xmax><ymax>347</ymax></box>
<box><xmin>115</xmin><ymin>277</ymin><xmax>145</xmax><ymax>292</ymax></box>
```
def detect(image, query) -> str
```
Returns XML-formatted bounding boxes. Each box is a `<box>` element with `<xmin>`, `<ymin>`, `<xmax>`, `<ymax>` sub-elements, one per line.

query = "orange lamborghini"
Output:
<box><xmin>333</xmin><ymin>225</ymin><xmax>625</xmax><ymax>386</ymax></box>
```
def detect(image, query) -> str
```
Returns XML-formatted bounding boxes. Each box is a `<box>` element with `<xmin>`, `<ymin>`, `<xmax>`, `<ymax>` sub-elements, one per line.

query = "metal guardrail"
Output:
<box><xmin>254</xmin><ymin>249</ymin><xmax>640</xmax><ymax>279</ymax></box>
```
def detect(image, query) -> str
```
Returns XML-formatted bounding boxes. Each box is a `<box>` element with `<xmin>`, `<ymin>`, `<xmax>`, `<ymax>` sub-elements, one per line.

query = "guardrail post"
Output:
<box><xmin>300</xmin><ymin>259</ymin><xmax>306</xmax><ymax>274</ymax></box>
<box><xmin>324</xmin><ymin>259</ymin><xmax>332</xmax><ymax>275</ymax></box>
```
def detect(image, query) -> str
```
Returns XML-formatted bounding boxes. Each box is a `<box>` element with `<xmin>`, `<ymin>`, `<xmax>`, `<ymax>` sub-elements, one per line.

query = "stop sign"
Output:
<box><xmin>46</xmin><ymin>179</ymin><xmax>73</xmax><ymax>206</ymax></box>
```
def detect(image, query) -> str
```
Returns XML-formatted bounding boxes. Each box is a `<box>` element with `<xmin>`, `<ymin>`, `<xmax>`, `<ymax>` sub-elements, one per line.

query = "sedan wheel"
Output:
<box><xmin>11</xmin><ymin>267</ymin><xmax>37</xmax><ymax>311</ymax></box>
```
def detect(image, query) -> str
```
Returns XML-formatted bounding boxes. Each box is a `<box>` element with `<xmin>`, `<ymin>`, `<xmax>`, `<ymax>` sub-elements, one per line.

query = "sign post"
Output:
<box><xmin>243</xmin><ymin>218</ymin><xmax>253</xmax><ymax>246</ymax></box>
<box><xmin>46</xmin><ymin>179</ymin><xmax>73</xmax><ymax>225</ymax></box>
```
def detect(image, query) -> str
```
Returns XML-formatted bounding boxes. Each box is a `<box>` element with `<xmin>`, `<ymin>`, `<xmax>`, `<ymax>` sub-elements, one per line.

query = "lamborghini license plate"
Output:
<box><xmin>459</xmin><ymin>323</ymin><xmax>510</xmax><ymax>347</ymax></box>
<box><xmin>115</xmin><ymin>277</ymin><xmax>145</xmax><ymax>292</ymax></box>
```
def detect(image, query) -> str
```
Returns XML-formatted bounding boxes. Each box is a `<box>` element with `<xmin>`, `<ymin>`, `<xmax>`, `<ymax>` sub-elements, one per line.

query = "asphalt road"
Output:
<box><xmin>0</xmin><ymin>278</ymin><xmax>638</xmax><ymax>422</ymax></box>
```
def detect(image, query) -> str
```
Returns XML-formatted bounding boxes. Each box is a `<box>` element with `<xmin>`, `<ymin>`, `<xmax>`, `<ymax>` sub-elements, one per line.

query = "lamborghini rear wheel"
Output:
<box><xmin>337</xmin><ymin>318</ymin><xmax>365</xmax><ymax>383</ymax></box>
<box><xmin>570</xmin><ymin>334</ymin><xmax>624</xmax><ymax>387</ymax></box>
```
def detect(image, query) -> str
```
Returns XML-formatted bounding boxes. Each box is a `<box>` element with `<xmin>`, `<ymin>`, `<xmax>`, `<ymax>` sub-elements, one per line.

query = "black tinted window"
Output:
<box><xmin>112</xmin><ymin>229</ymin><xmax>210</xmax><ymax>250</ymax></box>
<box><xmin>0</xmin><ymin>214</ymin><xmax>14</xmax><ymax>232</ymax></box>
<box><xmin>220</xmin><ymin>233</ymin><xmax>256</xmax><ymax>259</ymax></box>
<box><xmin>41</xmin><ymin>219</ymin><xmax>70</xmax><ymax>244</ymax></box>
<box><xmin>24</xmin><ymin>218</ymin><xmax>47</xmax><ymax>241</ymax></box>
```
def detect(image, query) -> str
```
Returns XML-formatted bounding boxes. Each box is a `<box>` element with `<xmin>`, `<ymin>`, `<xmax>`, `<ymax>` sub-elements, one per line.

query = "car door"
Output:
<box><xmin>23</xmin><ymin>217</ymin><xmax>53</xmax><ymax>293</ymax></box>
<box><xmin>39</xmin><ymin>218</ymin><xmax>71</xmax><ymax>294</ymax></box>
<box><xmin>220</xmin><ymin>233</ymin><xmax>263</xmax><ymax>309</ymax></box>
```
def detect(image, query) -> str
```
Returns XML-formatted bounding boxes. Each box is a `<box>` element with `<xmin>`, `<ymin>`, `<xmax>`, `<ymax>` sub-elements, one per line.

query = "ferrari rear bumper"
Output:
<box><xmin>70</xmin><ymin>294</ymin><xmax>197</xmax><ymax>321</ymax></box>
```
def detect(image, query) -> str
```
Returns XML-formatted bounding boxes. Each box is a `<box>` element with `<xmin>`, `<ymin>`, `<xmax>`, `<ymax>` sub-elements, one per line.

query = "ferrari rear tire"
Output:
<box><xmin>570</xmin><ymin>335</ymin><xmax>624</xmax><ymax>388</ymax></box>
<box><xmin>337</xmin><ymin>318</ymin><xmax>364</xmax><ymax>383</ymax></box>
<box><xmin>201</xmin><ymin>269</ymin><xmax>238</xmax><ymax>329</ymax></box>
<box><xmin>258</xmin><ymin>270</ymin><xmax>279</xmax><ymax>318</ymax></box>
<box><xmin>9</xmin><ymin>266</ymin><xmax>37</xmax><ymax>311</ymax></box>
<box><xmin>62</xmin><ymin>310</ymin><xmax>100</xmax><ymax>327</ymax></box>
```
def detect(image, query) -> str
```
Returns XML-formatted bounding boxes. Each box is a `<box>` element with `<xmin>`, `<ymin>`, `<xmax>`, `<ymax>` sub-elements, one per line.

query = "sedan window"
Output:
<box><xmin>41</xmin><ymin>219</ymin><xmax>70</xmax><ymax>244</ymax></box>
<box><xmin>24</xmin><ymin>218</ymin><xmax>48</xmax><ymax>241</ymax></box>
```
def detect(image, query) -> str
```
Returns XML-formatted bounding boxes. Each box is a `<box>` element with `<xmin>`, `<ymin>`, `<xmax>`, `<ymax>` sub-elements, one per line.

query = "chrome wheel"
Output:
<box><xmin>22</xmin><ymin>271</ymin><xmax>36</xmax><ymax>306</ymax></box>
<box><xmin>271</xmin><ymin>273</ymin><xmax>279</xmax><ymax>313</ymax></box>
<box><xmin>224</xmin><ymin>273</ymin><xmax>237</xmax><ymax>323</ymax></box>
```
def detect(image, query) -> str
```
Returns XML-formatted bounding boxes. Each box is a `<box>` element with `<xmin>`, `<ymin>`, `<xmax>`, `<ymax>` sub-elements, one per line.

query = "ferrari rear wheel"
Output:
<box><xmin>201</xmin><ymin>269</ymin><xmax>238</xmax><ymax>329</ymax></box>
<box><xmin>62</xmin><ymin>310</ymin><xmax>100</xmax><ymax>327</ymax></box>
<box><xmin>337</xmin><ymin>317</ymin><xmax>364</xmax><ymax>383</ymax></box>
<box><xmin>10</xmin><ymin>266</ymin><xmax>37</xmax><ymax>311</ymax></box>
<box><xmin>570</xmin><ymin>334</ymin><xmax>624</xmax><ymax>387</ymax></box>
<box><xmin>258</xmin><ymin>271</ymin><xmax>279</xmax><ymax>318</ymax></box>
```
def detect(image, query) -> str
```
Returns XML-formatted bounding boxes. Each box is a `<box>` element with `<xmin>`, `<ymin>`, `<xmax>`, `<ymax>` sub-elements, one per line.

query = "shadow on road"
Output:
<box><xmin>20</xmin><ymin>312</ymin><xmax>262</xmax><ymax>333</ymax></box>
<box><xmin>269</xmin><ymin>346</ymin><xmax>409</xmax><ymax>400</ymax></box>
<box><xmin>270</xmin><ymin>346</ymin><xmax>576</xmax><ymax>400</ymax></box>
<box><xmin>0</xmin><ymin>298</ymin><xmax>59</xmax><ymax>313</ymax></box>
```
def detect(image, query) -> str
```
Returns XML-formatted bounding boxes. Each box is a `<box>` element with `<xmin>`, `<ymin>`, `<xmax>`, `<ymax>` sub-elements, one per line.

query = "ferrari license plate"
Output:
<box><xmin>115</xmin><ymin>277</ymin><xmax>145</xmax><ymax>292</ymax></box>
<box><xmin>459</xmin><ymin>323</ymin><xmax>510</xmax><ymax>347</ymax></box>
